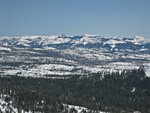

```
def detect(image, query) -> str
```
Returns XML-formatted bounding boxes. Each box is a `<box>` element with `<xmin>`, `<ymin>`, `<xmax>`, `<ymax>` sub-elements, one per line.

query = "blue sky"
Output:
<box><xmin>0</xmin><ymin>0</ymin><xmax>150</xmax><ymax>38</ymax></box>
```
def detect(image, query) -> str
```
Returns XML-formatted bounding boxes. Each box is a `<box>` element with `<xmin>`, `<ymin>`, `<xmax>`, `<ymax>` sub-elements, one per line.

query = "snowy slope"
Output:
<box><xmin>0</xmin><ymin>34</ymin><xmax>150</xmax><ymax>78</ymax></box>
<box><xmin>1</xmin><ymin>34</ymin><xmax>150</xmax><ymax>50</ymax></box>
<box><xmin>0</xmin><ymin>97</ymin><xmax>108</xmax><ymax>113</ymax></box>
<box><xmin>64</xmin><ymin>104</ymin><xmax>108</xmax><ymax>113</ymax></box>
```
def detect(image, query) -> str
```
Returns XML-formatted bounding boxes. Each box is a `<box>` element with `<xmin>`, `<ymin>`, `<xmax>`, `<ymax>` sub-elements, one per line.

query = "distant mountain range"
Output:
<box><xmin>0</xmin><ymin>34</ymin><xmax>150</xmax><ymax>78</ymax></box>
<box><xmin>1</xmin><ymin>34</ymin><xmax>150</xmax><ymax>53</ymax></box>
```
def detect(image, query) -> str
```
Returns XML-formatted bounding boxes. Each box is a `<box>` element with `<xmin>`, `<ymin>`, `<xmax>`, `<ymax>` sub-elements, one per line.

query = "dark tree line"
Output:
<box><xmin>0</xmin><ymin>67</ymin><xmax>150</xmax><ymax>113</ymax></box>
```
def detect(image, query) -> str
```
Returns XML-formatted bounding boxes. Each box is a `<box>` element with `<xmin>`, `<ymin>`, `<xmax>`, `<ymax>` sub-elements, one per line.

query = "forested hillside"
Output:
<box><xmin>0</xmin><ymin>68</ymin><xmax>150</xmax><ymax>113</ymax></box>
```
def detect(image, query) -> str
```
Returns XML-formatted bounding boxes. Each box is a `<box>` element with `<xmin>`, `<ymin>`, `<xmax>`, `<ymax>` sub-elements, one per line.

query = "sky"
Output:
<box><xmin>0</xmin><ymin>0</ymin><xmax>150</xmax><ymax>38</ymax></box>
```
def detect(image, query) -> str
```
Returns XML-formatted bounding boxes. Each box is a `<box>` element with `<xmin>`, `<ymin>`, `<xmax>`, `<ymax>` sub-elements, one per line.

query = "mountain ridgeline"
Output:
<box><xmin>1</xmin><ymin>34</ymin><xmax>150</xmax><ymax>54</ymax></box>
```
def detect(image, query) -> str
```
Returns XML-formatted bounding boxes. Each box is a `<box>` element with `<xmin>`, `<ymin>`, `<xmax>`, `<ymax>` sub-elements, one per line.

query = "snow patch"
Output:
<box><xmin>64</xmin><ymin>104</ymin><xmax>108</xmax><ymax>113</ymax></box>
<box><xmin>0</xmin><ymin>47</ymin><xmax>11</xmax><ymax>51</ymax></box>
<box><xmin>104</xmin><ymin>39</ymin><xmax>125</xmax><ymax>45</ymax></box>
<box><xmin>131</xmin><ymin>87</ymin><xmax>136</xmax><ymax>93</ymax></box>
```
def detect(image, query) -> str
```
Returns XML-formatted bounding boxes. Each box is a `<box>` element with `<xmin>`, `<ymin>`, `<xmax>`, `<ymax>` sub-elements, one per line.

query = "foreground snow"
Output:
<box><xmin>0</xmin><ymin>95</ymin><xmax>108</xmax><ymax>113</ymax></box>
<box><xmin>64</xmin><ymin>104</ymin><xmax>108</xmax><ymax>113</ymax></box>
<box><xmin>0</xmin><ymin>98</ymin><xmax>33</xmax><ymax>113</ymax></box>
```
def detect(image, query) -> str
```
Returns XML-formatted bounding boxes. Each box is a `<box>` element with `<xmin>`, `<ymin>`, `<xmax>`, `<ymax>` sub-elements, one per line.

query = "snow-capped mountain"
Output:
<box><xmin>0</xmin><ymin>34</ymin><xmax>150</xmax><ymax>78</ymax></box>
<box><xmin>1</xmin><ymin>34</ymin><xmax>150</xmax><ymax>52</ymax></box>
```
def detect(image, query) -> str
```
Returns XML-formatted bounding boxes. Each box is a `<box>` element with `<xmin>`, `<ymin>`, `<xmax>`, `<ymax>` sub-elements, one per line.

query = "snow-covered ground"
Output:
<box><xmin>64</xmin><ymin>104</ymin><xmax>108</xmax><ymax>113</ymax></box>
<box><xmin>0</xmin><ymin>44</ymin><xmax>150</xmax><ymax>78</ymax></box>
<box><xmin>0</xmin><ymin>95</ymin><xmax>32</xmax><ymax>113</ymax></box>
<box><xmin>0</xmin><ymin>94</ymin><xmax>108</xmax><ymax>113</ymax></box>
<box><xmin>0</xmin><ymin>98</ymin><xmax>18</xmax><ymax>113</ymax></box>
<box><xmin>144</xmin><ymin>63</ymin><xmax>150</xmax><ymax>77</ymax></box>
<box><xmin>0</xmin><ymin>62</ymin><xmax>144</xmax><ymax>78</ymax></box>
<box><xmin>0</xmin><ymin>34</ymin><xmax>150</xmax><ymax>78</ymax></box>
<box><xmin>0</xmin><ymin>46</ymin><xmax>11</xmax><ymax>51</ymax></box>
